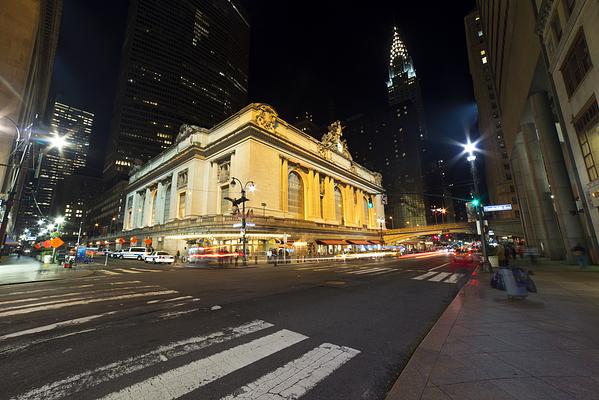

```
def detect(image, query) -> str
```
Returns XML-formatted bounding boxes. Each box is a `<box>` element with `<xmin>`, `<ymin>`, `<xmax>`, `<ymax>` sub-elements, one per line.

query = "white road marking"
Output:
<box><xmin>412</xmin><ymin>271</ymin><xmax>438</xmax><ymax>280</ymax></box>
<box><xmin>147</xmin><ymin>296</ymin><xmax>193</xmax><ymax>304</ymax></box>
<box><xmin>99</xmin><ymin>329</ymin><xmax>308</xmax><ymax>400</ymax></box>
<box><xmin>0</xmin><ymin>286</ymin><xmax>160</xmax><ymax>312</ymax></box>
<box><xmin>0</xmin><ymin>311</ymin><xmax>117</xmax><ymax>341</ymax></box>
<box><xmin>130</xmin><ymin>268</ymin><xmax>161</xmax><ymax>273</ymax></box>
<box><xmin>158</xmin><ymin>308</ymin><xmax>199</xmax><ymax>319</ymax></box>
<box><xmin>0</xmin><ymin>284</ymin><xmax>95</xmax><ymax>297</ymax></box>
<box><xmin>98</xmin><ymin>269</ymin><xmax>120</xmax><ymax>275</ymax></box>
<box><xmin>430</xmin><ymin>262</ymin><xmax>450</xmax><ymax>271</ymax></box>
<box><xmin>0</xmin><ymin>285</ymin><xmax>159</xmax><ymax>307</ymax></box>
<box><xmin>428</xmin><ymin>272</ymin><xmax>451</xmax><ymax>282</ymax></box>
<box><xmin>14</xmin><ymin>320</ymin><xmax>273</xmax><ymax>400</ymax></box>
<box><xmin>370</xmin><ymin>269</ymin><xmax>398</xmax><ymax>275</ymax></box>
<box><xmin>444</xmin><ymin>273</ymin><xmax>464</xmax><ymax>283</ymax></box>
<box><xmin>222</xmin><ymin>343</ymin><xmax>360</xmax><ymax>400</ymax></box>
<box><xmin>347</xmin><ymin>267</ymin><xmax>388</xmax><ymax>275</ymax></box>
<box><xmin>0</xmin><ymin>290</ymin><xmax>178</xmax><ymax>318</ymax></box>
<box><xmin>114</xmin><ymin>268</ymin><xmax>142</xmax><ymax>274</ymax></box>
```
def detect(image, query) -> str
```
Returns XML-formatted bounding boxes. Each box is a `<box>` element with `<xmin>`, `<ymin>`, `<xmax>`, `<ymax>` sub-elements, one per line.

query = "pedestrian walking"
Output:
<box><xmin>175</xmin><ymin>249</ymin><xmax>180</xmax><ymax>264</ymax></box>
<box><xmin>497</xmin><ymin>243</ymin><xmax>508</xmax><ymax>267</ymax></box>
<box><xmin>572</xmin><ymin>243</ymin><xmax>587</xmax><ymax>270</ymax></box>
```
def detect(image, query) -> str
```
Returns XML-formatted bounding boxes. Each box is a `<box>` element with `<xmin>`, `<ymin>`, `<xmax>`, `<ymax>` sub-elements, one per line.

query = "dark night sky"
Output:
<box><xmin>49</xmin><ymin>0</ymin><xmax>478</xmax><ymax>180</ymax></box>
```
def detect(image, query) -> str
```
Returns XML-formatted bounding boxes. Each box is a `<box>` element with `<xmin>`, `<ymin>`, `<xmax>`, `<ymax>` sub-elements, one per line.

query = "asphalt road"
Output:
<box><xmin>0</xmin><ymin>253</ymin><xmax>474</xmax><ymax>400</ymax></box>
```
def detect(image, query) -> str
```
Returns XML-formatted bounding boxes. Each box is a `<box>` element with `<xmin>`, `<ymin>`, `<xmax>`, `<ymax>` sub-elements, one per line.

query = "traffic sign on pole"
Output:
<box><xmin>483</xmin><ymin>204</ymin><xmax>512</xmax><ymax>212</ymax></box>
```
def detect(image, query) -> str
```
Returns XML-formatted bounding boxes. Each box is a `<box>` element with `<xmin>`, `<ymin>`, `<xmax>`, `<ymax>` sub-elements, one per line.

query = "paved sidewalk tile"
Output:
<box><xmin>386</xmin><ymin>261</ymin><xmax>599</xmax><ymax>400</ymax></box>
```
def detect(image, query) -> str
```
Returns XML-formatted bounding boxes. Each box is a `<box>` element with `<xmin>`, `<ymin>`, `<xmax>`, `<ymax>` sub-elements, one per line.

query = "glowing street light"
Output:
<box><xmin>55</xmin><ymin>216</ymin><xmax>65</xmax><ymax>225</ymax></box>
<box><xmin>48</xmin><ymin>133</ymin><xmax>68</xmax><ymax>150</ymax></box>
<box><xmin>37</xmin><ymin>219</ymin><xmax>45</xmax><ymax>226</ymax></box>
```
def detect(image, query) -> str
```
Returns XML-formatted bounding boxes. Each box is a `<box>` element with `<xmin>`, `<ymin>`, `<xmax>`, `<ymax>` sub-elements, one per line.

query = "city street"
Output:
<box><xmin>0</xmin><ymin>253</ymin><xmax>473</xmax><ymax>399</ymax></box>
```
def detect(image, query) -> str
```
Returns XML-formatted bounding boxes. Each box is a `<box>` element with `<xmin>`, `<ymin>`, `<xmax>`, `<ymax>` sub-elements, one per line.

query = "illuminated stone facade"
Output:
<box><xmin>121</xmin><ymin>104</ymin><xmax>386</xmax><ymax>256</ymax></box>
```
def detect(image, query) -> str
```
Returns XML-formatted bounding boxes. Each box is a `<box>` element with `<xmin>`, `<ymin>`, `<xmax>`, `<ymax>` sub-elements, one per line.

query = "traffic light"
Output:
<box><xmin>367</xmin><ymin>198</ymin><xmax>374</xmax><ymax>209</ymax></box>
<box><xmin>471</xmin><ymin>198</ymin><xmax>480</xmax><ymax>207</ymax></box>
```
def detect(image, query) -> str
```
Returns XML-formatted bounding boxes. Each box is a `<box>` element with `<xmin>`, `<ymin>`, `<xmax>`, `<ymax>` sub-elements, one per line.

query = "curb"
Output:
<box><xmin>385</xmin><ymin>266</ymin><xmax>481</xmax><ymax>400</ymax></box>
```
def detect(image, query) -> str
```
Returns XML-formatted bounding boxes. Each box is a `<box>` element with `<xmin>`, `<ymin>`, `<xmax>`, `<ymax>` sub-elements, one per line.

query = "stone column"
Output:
<box><xmin>280</xmin><ymin>158</ymin><xmax>288</xmax><ymax>213</ymax></box>
<box><xmin>510</xmin><ymin>137</ymin><xmax>537</xmax><ymax>248</ymax></box>
<box><xmin>530</xmin><ymin>91</ymin><xmax>586</xmax><ymax>261</ymax></box>
<box><xmin>313</xmin><ymin>171</ymin><xmax>321</xmax><ymax>220</ymax></box>
<box><xmin>144</xmin><ymin>188</ymin><xmax>152</xmax><ymax>227</ymax></box>
<box><xmin>130</xmin><ymin>193</ymin><xmax>139</xmax><ymax>230</ymax></box>
<box><xmin>522</xmin><ymin>123</ymin><xmax>564</xmax><ymax>259</ymax></box>
<box><xmin>306</xmin><ymin>170</ymin><xmax>314</xmax><ymax>219</ymax></box>
<box><xmin>155</xmin><ymin>182</ymin><xmax>164</xmax><ymax>225</ymax></box>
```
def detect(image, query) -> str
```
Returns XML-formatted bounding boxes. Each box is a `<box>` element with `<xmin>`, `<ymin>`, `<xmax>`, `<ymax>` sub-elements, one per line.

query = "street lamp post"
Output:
<box><xmin>229</xmin><ymin>177</ymin><xmax>255</xmax><ymax>266</ymax></box>
<box><xmin>388</xmin><ymin>216</ymin><xmax>394</xmax><ymax>229</ymax></box>
<box><xmin>377</xmin><ymin>217</ymin><xmax>385</xmax><ymax>246</ymax></box>
<box><xmin>463</xmin><ymin>141</ymin><xmax>491</xmax><ymax>272</ymax></box>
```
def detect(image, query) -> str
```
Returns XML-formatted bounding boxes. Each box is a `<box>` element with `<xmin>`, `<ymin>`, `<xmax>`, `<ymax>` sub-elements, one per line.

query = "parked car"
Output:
<box><xmin>111</xmin><ymin>249</ymin><xmax>123</xmax><ymax>258</ymax></box>
<box><xmin>144</xmin><ymin>251</ymin><xmax>175</xmax><ymax>264</ymax></box>
<box><xmin>119</xmin><ymin>247</ymin><xmax>151</xmax><ymax>260</ymax></box>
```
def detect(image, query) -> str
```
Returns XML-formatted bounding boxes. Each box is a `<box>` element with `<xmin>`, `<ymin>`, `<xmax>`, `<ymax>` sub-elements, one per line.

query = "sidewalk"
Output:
<box><xmin>386</xmin><ymin>259</ymin><xmax>599</xmax><ymax>400</ymax></box>
<box><xmin>0</xmin><ymin>255</ymin><xmax>93</xmax><ymax>285</ymax></box>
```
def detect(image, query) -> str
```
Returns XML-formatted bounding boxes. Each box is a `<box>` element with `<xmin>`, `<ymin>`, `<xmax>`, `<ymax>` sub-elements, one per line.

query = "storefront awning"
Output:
<box><xmin>368</xmin><ymin>240</ymin><xmax>382</xmax><ymax>244</ymax></box>
<box><xmin>347</xmin><ymin>240</ymin><xmax>372</xmax><ymax>245</ymax></box>
<box><xmin>316</xmin><ymin>239</ymin><xmax>348</xmax><ymax>245</ymax></box>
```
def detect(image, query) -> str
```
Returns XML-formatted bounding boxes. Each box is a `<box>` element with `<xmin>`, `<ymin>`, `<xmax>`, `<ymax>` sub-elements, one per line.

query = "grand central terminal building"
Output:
<box><xmin>120</xmin><ymin>103</ymin><xmax>386</xmax><ymax>257</ymax></box>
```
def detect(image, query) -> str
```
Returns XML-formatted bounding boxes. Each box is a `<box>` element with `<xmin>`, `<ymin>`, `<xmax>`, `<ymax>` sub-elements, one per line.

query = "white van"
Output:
<box><xmin>119</xmin><ymin>247</ymin><xmax>150</xmax><ymax>260</ymax></box>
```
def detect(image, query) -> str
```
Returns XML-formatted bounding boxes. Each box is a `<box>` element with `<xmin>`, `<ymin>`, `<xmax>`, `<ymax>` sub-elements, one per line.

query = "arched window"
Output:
<box><xmin>363</xmin><ymin>197</ymin><xmax>370</xmax><ymax>227</ymax></box>
<box><xmin>288</xmin><ymin>172</ymin><xmax>304</xmax><ymax>219</ymax></box>
<box><xmin>334</xmin><ymin>186</ymin><xmax>344</xmax><ymax>224</ymax></box>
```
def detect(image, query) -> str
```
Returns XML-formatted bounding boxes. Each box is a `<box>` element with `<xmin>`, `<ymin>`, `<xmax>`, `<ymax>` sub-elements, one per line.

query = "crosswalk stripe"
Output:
<box><xmin>428</xmin><ymin>272</ymin><xmax>451</xmax><ymax>282</ymax></box>
<box><xmin>15</xmin><ymin>320</ymin><xmax>273</xmax><ymax>400</ymax></box>
<box><xmin>222</xmin><ymin>343</ymin><xmax>360</xmax><ymax>399</ymax></box>
<box><xmin>444</xmin><ymin>273</ymin><xmax>464</xmax><ymax>283</ymax></box>
<box><xmin>348</xmin><ymin>267</ymin><xmax>388</xmax><ymax>275</ymax></box>
<box><xmin>114</xmin><ymin>268</ymin><xmax>142</xmax><ymax>274</ymax></box>
<box><xmin>0</xmin><ymin>311</ymin><xmax>117</xmax><ymax>341</ymax></box>
<box><xmin>0</xmin><ymin>285</ymin><xmax>158</xmax><ymax>307</ymax></box>
<box><xmin>370</xmin><ymin>269</ymin><xmax>398</xmax><ymax>276</ymax></box>
<box><xmin>130</xmin><ymin>268</ymin><xmax>161</xmax><ymax>273</ymax></box>
<box><xmin>98</xmin><ymin>269</ymin><xmax>120</xmax><ymax>275</ymax></box>
<box><xmin>412</xmin><ymin>271</ymin><xmax>438</xmax><ymax>280</ymax></box>
<box><xmin>99</xmin><ymin>329</ymin><xmax>308</xmax><ymax>400</ymax></box>
<box><xmin>0</xmin><ymin>290</ymin><xmax>178</xmax><ymax>318</ymax></box>
<box><xmin>0</xmin><ymin>284</ymin><xmax>95</xmax><ymax>298</ymax></box>
<box><xmin>147</xmin><ymin>296</ymin><xmax>193</xmax><ymax>304</ymax></box>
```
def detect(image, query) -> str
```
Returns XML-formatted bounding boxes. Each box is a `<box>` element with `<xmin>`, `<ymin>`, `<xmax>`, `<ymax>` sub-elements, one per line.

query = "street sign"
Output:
<box><xmin>483</xmin><ymin>204</ymin><xmax>512</xmax><ymax>212</ymax></box>
<box><xmin>233</xmin><ymin>222</ymin><xmax>256</xmax><ymax>228</ymax></box>
<box><xmin>50</xmin><ymin>237</ymin><xmax>64</xmax><ymax>248</ymax></box>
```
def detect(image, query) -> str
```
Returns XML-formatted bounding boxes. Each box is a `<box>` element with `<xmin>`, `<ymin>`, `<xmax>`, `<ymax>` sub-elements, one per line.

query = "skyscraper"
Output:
<box><xmin>16</xmin><ymin>101</ymin><xmax>93</xmax><ymax>233</ymax></box>
<box><xmin>344</xmin><ymin>27</ymin><xmax>429</xmax><ymax>229</ymax></box>
<box><xmin>464</xmin><ymin>11</ymin><xmax>519</xmax><ymax>221</ymax></box>
<box><xmin>103</xmin><ymin>0</ymin><xmax>250</xmax><ymax>185</ymax></box>
<box><xmin>384</xmin><ymin>27</ymin><xmax>428</xmax><ymax>228</ymax></box>
<box><xmin>0</xmin><ymin>0</ymin><xmax>62</xmax><ymax>241</ymax></box>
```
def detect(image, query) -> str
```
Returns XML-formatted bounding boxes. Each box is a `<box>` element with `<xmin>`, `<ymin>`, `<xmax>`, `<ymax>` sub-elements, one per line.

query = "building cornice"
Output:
<box><xmin>128</xmin><ymin>122</ymin><xmax>385</xmax><ymax>195</ymax></box>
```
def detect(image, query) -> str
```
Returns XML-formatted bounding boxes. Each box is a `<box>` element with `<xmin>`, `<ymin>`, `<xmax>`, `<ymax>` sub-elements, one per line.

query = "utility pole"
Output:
<box><xmin>466</xmin><ymin>151</ymin><xmax>491</xmax><ymax>272</ymax></box>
